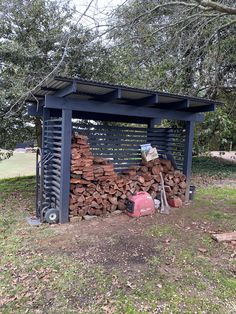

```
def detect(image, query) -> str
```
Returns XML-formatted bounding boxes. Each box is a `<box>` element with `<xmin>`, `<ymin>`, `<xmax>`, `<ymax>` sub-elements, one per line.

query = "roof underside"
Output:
<box><xmin>26</xmin><ymin>76</ymin><xmax>221</xmax><ymax>114</ymax></box>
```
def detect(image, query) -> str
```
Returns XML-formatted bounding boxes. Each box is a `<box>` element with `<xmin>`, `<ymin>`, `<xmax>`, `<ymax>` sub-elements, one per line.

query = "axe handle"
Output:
<box><xmin>160</xmin><ymin>172</ymin><xmax>170</xmax><ymax>208</ymax></box>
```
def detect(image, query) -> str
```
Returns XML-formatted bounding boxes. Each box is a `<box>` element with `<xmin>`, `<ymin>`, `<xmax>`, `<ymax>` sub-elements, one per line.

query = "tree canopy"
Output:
<box><xmin>106</xmin><ymin>0</ymin><xmax>236</xmax><ymax>151</ymax></box>
<box><xmin>0</xmin><ymin>0</ymin><xmax>111</xmax><ymax>149</ymax></box>
<box><xmin>0</xmin><ymin>0</ymin><xmax>235</xmax><ymax>152</ymax></box>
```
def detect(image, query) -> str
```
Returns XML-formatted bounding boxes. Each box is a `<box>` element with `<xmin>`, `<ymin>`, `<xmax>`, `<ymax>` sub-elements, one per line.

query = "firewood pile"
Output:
<box><xmin>69</xmin><ymin>133</ymin><xmax>187</xmax><ymax>219</ymax></box>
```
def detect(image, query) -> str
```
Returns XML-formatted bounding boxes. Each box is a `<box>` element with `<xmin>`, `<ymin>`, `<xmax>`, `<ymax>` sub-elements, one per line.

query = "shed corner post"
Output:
<box><xmin>148</xmin><ymin>118</ymin><xmax>161</xmax><ymax>129</ymax></box>
<box><xmin>59</xmin><ymin>109</ymin><xmax>72</xmax><ymax>223</ymax></box>
<box><xmin>147</xmin><ymin>118</ymin><xmax>161</xmax><ymax>145</ymax></box>
<box><xmin>183</xmin><ymin>121</ymin><xmax>195</xmax><ymax>202</ymax></box>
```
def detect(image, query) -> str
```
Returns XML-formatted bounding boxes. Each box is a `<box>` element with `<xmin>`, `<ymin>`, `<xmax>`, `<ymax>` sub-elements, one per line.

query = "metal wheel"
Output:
<box><xmin>44</xmin><ymin>208</ymin><xmax>59</xmax><ymax>224</ymax></box>
<box><xmin>40</xmin><ymin>204</ymin><xmax>49</xmax><ymax>222</ymax></box>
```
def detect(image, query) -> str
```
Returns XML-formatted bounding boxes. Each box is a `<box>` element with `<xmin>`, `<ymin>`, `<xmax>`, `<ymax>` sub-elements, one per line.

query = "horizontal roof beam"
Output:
<box><xmin>133</xmin><ymin>94</ymin><xmax>159</xmax><ymax>107</ymax></box>
<box><xmin>45</xmin><ymin>95</ymin><xmax>204</xmax><ymax>122</ymax></box>
<box><xmin>41</xmin><ymin>86</ymin><xmax>122</xmax><ymax>102</ymax></box>
<box><xmin>155</xmin><ymin>99</ymin><xmax>189</xmax><ymax>110</ymax></box>
<box><xmin>48</xmin><ymin>108</ymin><xmax>150</xmax><ymax>124</ymax></box>
<box><xmin>96</xmin><ymin>88</ymin><xmax>122</xmax><ymax>102</ymax></box>
<box><xmin>54</xmin><ymin>80</ymin><xmax>77</xmax><ymax>97</ymax></box>
<box><xmin>184</xmin><ymin>104</ymin><xmax>216</xmax><ymax>112</ymax></box>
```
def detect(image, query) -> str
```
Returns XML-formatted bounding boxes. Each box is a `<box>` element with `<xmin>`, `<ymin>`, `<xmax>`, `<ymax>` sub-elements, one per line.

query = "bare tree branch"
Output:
<box><xmin>203</xmin><ymin>18</ymin><xmax>236</xmax><ymax>48</ymax></box>
<box><xmin>129</xmin><ymin>1</ymin><xmax>206</xmax><ymax>25</ymax></box>
<box><xmin>130</xmin><ymin>0</ymin><xmax>236</xmax><ymax>26</ymax></box>
<box><xmin>196</xmin><ymin>0</ymin><xmax>236</xmax><ymax>15</ymax></box>
<box><xmin>3</xmin><ymin>0</ymin><xmax>96</xmax><ymax>117</ymax></box>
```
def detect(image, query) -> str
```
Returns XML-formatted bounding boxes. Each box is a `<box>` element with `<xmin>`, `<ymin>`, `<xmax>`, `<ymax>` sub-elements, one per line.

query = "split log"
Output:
<box><xmin>211</xmin><ymin>232</ymin><xmax>236</xmax><ymax>243</ymax></box>
<box><xmin>151</xmin><ymin>166</ymin><xmax>161</xmax><ymax>175</ymax></box>
<box><xmin>179</xmin><ymin>181</ymin><xmax>187</xmax><ymax>189</ymax></box>
<box><xmin>70</xmin><ymin>133</ymin><xmax>187</xmax><ymax>219</ymax></box>
<box><xmin>136</xmin><ymin>176</ymin><xmax>145</xmax><ymax>184</ymax></box>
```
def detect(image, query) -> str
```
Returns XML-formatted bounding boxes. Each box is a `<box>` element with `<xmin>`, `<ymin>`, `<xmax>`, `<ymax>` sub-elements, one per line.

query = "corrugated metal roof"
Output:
<box><xmin>25</xmin><ymin>76</ymin><xmax>222</xmax><ymax>112</ymax></box>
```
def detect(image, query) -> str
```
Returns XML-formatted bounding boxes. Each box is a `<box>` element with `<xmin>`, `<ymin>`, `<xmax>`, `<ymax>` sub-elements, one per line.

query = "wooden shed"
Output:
<box><xmin>26</xmin><ymin>76</ymin><xmax>220</xmax><ymax>223</ymax></box>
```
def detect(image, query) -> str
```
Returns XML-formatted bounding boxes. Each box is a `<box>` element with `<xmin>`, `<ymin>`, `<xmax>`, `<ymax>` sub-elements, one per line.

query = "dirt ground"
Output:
<box><xmin>39</xmin><ymin>213</ymin><xmax>170</xmax><ymax>271</ymax></box>
<box><xmin>1</xmin><ymin>176</ymin><xmax>236</xmax><ymax>313</ymax></box>
<box><xmin>38</xmin><ymin>190</ymin><xmax>236</xmax><ymax>279</ymax></box>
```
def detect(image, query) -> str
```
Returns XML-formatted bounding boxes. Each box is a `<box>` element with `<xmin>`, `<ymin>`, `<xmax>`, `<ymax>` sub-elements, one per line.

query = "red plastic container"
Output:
<box><xmin>126</xmin><ymin>191</ymin><xmax>155</xmax><ymax>217</ymax></box>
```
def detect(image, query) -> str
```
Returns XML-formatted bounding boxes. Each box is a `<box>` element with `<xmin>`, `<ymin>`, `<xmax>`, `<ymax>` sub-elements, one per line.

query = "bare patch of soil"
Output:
<box><xmin>38</xmin><ymin>214</ymin><xmax>162</xmax><ymax>273</ymax></box>
<box><xmin>31</xmin><ymin>178</ymin><xmax>236</xmax><ymax>285</ymax></box>
<box><xmin>35</xmin><ymin>202</ymin><xmax>232</xmax><ymax>275</ymax></box>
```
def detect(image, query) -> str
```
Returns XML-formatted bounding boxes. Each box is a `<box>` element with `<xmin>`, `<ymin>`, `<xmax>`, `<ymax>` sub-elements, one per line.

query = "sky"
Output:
<box><xmin>73</xmin><ymin>0</ymin><xmax>125</xmax><ymax>27</ymax></box>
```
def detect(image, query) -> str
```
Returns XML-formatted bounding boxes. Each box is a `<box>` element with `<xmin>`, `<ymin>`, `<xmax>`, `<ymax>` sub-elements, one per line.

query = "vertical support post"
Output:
<box><xmin>59</xmin><ymin>109</ymin><xmax>72</xmax><ymax>223</ymax></box>
<box><xmin>147</xmin><ymin>118</ymin><xmax>161</xmax><ymax>145</ymax></box>
<box><xmin>148</xmin><ymin>119</ymin><xmax>156</xmax><ymax>129</ymax></box>
<box><xmin>165</xmin><ymin>129</ymin><xmax>171</xmax><ymax>155</ymax></box>
<box><xmin>183</xmin><ymin>121</ymin><xmax>195</xmax><ymax>202</ymax></box>
<box><xmin>148</xmin><ymin>118</ymin><xmax>161</xmax><ymax>129</ymax></box>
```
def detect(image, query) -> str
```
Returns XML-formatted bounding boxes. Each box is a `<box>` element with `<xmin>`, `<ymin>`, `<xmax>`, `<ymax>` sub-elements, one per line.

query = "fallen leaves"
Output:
<box><xmin>198</xmin><ymin>248</ymin><xmax>208</xmax><ymax>254</ymax></box>
<box><xmin>0</xmin><ymin>296</ymin><xmax>17</xmax><ymax>307</ymax></box>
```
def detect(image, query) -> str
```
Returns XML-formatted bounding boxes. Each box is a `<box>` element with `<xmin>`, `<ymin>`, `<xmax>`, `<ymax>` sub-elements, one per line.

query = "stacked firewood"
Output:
<box><xmin>69</xmin><ymin>133</ymin><xmax>187</xmax><ymax>219</ymax></box>
<box><xmin>71</xmin><ymin>133</ymin><xmax>94</xmax><ymax>181</ymax></box>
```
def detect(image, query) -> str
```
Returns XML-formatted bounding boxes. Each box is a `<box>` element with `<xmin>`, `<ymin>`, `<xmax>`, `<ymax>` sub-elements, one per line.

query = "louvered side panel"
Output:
<box><xmin>43</xmin><ymin>119</ymin><xmax>62</xmax><ymax>209</ymax></box>
<box><xmin>73</xmin><ymin>123</ymin><xmax>148</xmax><ymax>171</ymax></box>
<box><xmin>72</xmin><ymin>124</ymin><xmax>185</xmax><ymax>172</ymax></box>
<box><xmin>147</xmin><ymin>128</ymin><xmax>186</xmax><ymax>170</ymax></box>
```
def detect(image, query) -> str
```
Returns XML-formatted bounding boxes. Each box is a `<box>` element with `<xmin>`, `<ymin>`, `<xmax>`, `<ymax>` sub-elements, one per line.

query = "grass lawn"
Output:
<box><xmin>0</xmin><ymin>153</ymin><xmax>36</xmax><ymax>179</ymax></box>
<box><xmin>0</xmin><ymin>174</ymin><xmax>236</xmax><ymax>313</ymax></box>
<box><xmin>192</xmin><ymin>156</ymin><xmax>236</xmax><ymax>179</ymax></box>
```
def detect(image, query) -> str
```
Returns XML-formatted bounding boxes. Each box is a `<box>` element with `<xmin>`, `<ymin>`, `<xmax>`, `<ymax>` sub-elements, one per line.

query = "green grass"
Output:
<box><xmin>0</xmin><ymin>152</ymin><xmax>35</xmax><ymax>179</ymax></box>
<box><xmin>186</xmin><ymin>186</ymin><xmax>236</xmax><ymax>231</ymax></box>
<box><xmin>0</xmin><ymin>176</ymin><xmax>35</xmax><ymax>193</ymax></box>
<box><xmin>146</xmin><ymin>224</ymin><xmax>174</xmax><ymax>237</ymax></box>
<box><xmin>196</xmin><ymin>185</ymin><xmax>236</xmax><ymax>203</ymax></box>
<box><xmin>0</xmin><ymin>176</ymin><xmax>236</xmax><ymax>313</ymax></box>
<box><xmin>192</xmin><ymin>156</ymin><xmax>236</xmax><ymax>178</ymax></box>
